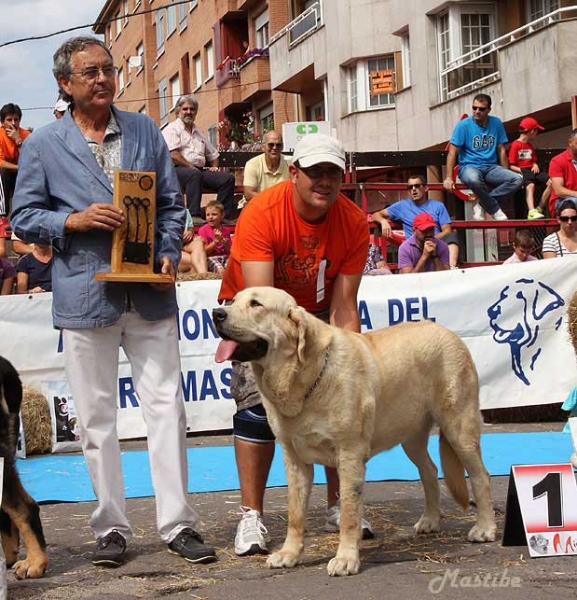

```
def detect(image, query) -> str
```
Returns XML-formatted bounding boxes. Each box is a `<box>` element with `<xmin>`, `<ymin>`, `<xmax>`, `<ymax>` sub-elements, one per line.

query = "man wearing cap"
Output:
<box><xmin>217</xmin><ymin>133</ymin><xmax>372</xmax><ymax>557</ymax></box>
<box><xmin>508</xmin><ymin>116</ymin><xmax>550</xmax><ymax>219</ymax></box>
<box><xmin>547</xmin><ymin>128</ymin><xmax>577</xmax><ymax>217</ymax></box>
<box><xmin>398</xmin><ymin>213</ymin><xmax>450</xmax><ymax>274</ymax></box>
<box><xmin>443</xmin><ymin>93</ymin><xmax>523</xmax><ymax>221</ymax></box>
<box><xmin>372</xmin><ymin>173</ymin><xmax>460</xmax><ymax>268</ymax></box>
<box><xmin>53</xmin><ymin>99</ymin><xmax>69</xmax><ymax>120</ymax></box>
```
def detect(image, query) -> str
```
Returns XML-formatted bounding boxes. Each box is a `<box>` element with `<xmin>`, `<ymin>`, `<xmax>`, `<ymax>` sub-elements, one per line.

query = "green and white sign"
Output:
<box><xmin>282</xmin><ymin>121</ymin><xmax>331</xmax><ymax>151</ymax></box>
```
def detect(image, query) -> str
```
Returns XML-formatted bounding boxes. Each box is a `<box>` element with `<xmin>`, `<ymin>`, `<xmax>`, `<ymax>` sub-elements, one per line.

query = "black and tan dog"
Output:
<box><xmin>0</xmin><ymin>356</ymin><xmax>48</xmax><ymax>579</ymax></box>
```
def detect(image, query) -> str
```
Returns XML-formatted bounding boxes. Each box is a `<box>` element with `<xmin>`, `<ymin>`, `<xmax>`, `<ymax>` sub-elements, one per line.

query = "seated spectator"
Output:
<box><xmin>548</xmin><ymin>129</ymin><xmax>577</xmax><ymax>217</ymax></box>
<box><xmin>542</xmin><ymin>200</ymin><xmax>577</xmax><ymax>258</ymax></box>
<box><xmin>363</xmin><ymin>242</ymin><xmax>391</xmax><ymax>276</ymax></box>
<box><xmin>53</xmin><ymin>99</ymin><xmax>69</xmax><ymax>120</ymax></box>
<box><xmin>0</xmin><ymin>256</ymin><xmax>16</xmax><ymax>294</ymax></box>
<box><xmin>372</xmin><ymin>173</ymin><xmax>460</xmax><ymax>268</ymax></box>
<box><xmin>197</xmin><ymin>201</ymin><xmax>232</xmax><ymax>276</ymax></box>
<box><xmin>502</xmin><ymin>230</ymin><xmax>538</xmax><ymax>265</ymax></box>
<box><xmin>243</xmin><ymin>131</ymin><xmax>290</xmax><ymax>202</ymax></box>
<box><xmin>162</xmin><ymin>95</ymin><xmax>235</xmax><ymax>225</ymax></box>
<box><xmin>398</xmin><ymin>213</ymin><xmax>450</xmax><ymax>274</ymax></box>
<box><xmin>179</xmin><ymin>209</ymin><xmax>208</xmax><ymax>274</ymax></box>
<box><xmin>15</xmin><ymin>243</ymin><xmax>53</xmax><ymax>293</ymax></box>
<box><xmin>443</xmin><ymin>93</ymin><xmax>522</xmax><ymax>221</ymax></box>
<box><xmin>508</xmin><ymin>117</ymin><xmax>551</xmax><ymax>219</ymax></box>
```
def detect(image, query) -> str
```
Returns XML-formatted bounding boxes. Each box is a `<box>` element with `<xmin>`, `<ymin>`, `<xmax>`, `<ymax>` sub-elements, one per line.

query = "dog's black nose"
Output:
<box><xmin>212</xmin><ymin>307</ymin><xmax>227</xmax><ymax>322</ymax></box>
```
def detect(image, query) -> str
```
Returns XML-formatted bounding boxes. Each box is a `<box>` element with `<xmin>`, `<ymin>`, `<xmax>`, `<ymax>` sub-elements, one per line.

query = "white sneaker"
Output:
<box><xmin>492</xmin><ymin>209</ymin><xmax>508</xmax><ymax>221</ymax></box>
<box><xmin>324</xmin><ymin>503</ymin><xmax>375</xmax><ymax>540</ymax></box>
<box><xmin>234</xmin><ymin>507</ymin><xmax>268</xmax><ymax>556</ymax></box>
<box><xmin>472</xmin><ymin>203</ymin><xmax>485</xmax><ymax>221</ymax></box>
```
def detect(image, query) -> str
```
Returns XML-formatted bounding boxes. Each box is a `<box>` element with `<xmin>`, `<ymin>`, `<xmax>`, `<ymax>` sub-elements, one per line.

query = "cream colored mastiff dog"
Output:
<box><xmin>213</xmin><ymin>287</ymin><xmax>496</xmax><ymax>576</ymax></box>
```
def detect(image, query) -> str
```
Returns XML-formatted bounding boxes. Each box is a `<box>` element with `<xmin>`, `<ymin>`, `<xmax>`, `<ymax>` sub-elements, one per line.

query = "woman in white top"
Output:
<box><xmin>542</xmin><ymin>200</ymin><xmax>577</xmax><ymax>258</ymax></box>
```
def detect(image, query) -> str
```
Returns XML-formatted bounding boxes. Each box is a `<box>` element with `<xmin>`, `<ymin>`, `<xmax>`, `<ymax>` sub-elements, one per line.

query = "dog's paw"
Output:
<box><xmin>467</xmin><ymin>522</ymin><xmax>497</xmax><ymax>543</ymax></box>
<box><xmin>413</xmin><ymin>514</ymin><xmax>441</xmax><ymax>534</ymax></box>
<box><xmin>13</xmin><ymin>558</ymin><xmax>47</xmax><ymax>579</ymax></box>
<box><xmin>266</xmin><ymin>550</ymin><xmax>301</xmax><ymax>569</ymax></box>
<box><xmin>327</xmin><ymin>552</ymin><xmax>360</xmax><ymax>577</ymax></box>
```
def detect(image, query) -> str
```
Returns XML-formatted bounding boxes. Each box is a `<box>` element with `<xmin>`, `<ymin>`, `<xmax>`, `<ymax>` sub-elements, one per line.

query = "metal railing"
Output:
<box><xmin>268</xmin><ymin>2</ymin><xmax>323</xmax><ymax>48</ymax></box>
<box><xmin>440</xmin><ymin>6</ymin><xmax>576</xmax><ymax>100</ymax></box>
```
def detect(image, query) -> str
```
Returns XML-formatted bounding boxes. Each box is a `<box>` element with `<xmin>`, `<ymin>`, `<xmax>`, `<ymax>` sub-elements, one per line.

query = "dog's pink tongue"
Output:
<box><xmin>215</xmin><ymin>339</ymin><xmax>239</xmax><ymax>363</ymax></box>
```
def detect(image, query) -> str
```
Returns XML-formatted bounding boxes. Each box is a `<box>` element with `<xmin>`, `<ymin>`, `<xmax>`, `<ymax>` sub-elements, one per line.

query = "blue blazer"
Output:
<box><xmin>11</xmin><ymin>107</ymin><xmax>186</xmax><ymax>329</ymax></box>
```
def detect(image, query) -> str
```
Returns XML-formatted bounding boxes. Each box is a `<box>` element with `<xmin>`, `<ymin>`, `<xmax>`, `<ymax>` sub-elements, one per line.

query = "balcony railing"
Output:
<box><xmin>440</xmin><ymin>5</ymin><xmax>576</xmax><ymax>101</ymax></box>
<box><xmin>269</xmin><ymin>1</ymin><xmax>323</xmax><ymax>48</ymax></box>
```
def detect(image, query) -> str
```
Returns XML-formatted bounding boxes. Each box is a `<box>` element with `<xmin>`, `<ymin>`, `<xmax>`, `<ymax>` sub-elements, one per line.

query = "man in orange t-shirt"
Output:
<box><xmin>218</xmin><ymin>133</ymin><xmax>371</xmax><ymax>557</ymax></box>
<box><xmin>1</xmin><ymin>104</ymin><xmax>30</xmax><ymax>212</ymax></box>
<box><xmin>0</xmin><ymin>103</ymin><xmax>30</xmax><ymax>255</ymax></box>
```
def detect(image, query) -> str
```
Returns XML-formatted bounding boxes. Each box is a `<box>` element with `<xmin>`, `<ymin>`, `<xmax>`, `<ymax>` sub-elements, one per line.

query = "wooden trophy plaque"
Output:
<box><xmin>95</xmin><ymin>170</ymin><xmax>173</xmax><ymax>283</ymax></box>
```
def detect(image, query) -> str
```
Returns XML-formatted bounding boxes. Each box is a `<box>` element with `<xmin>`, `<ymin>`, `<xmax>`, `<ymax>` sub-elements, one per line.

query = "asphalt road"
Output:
<box><xmin>7</xmin><ymin>424</ymin><xmax>577</xmax><ymax>600</ymax></box>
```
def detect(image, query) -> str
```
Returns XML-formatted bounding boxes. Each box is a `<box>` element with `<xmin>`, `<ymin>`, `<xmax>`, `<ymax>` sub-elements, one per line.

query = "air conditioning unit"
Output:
<box><xmin>128</xmin><ymin>55</ymin><xmax>143</xmax><ymax>69</ymax></box>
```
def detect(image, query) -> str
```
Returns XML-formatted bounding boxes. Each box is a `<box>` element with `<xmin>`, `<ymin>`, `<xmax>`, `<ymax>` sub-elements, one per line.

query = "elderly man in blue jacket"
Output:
<box><xmin>11</xmin><ymin>36</ymin><xmax>216</xmax><ymax>568</ymax></box>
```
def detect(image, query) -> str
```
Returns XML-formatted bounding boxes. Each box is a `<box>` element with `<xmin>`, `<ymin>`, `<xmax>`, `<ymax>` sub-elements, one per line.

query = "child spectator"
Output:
<box><xmin>0</xmin><ymin>256</ymin><xmax>15</xmax><ymax>294</ymax></box>
<box><xmin>363</xmin><ymin>242</ymin><xmax>391</xmax><ymax>275</ymax></box>
<box><xmin>502</xmin><ymin>230</ymin><xmax>538</xmax><ymax>264</ymax></box>
<box><xmin>197</xmin><ymin>201</ymin><xmax>232</xmax><ymax>276</ymax></box>
<box><xmin>15</xmin><ymin>242</ymin><xmax>53</xmax><ymax>293</ymax></box>
<box><xmin>508</xmin><ymin>117</ymin><xmax>551</xmax><ymax>219</ymax></box>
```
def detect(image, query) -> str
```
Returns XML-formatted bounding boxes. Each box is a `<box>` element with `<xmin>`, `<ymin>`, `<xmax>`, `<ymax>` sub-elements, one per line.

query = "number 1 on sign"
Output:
<box><xmin>532</xmin><ymin>472</ymin><xmax>563</xmax><ymax>528</ymax></box>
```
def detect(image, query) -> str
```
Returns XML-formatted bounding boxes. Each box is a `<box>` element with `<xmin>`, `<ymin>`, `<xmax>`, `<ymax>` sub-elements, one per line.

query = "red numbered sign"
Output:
<box><xmin>508</xmin><ymin>464</ymin><xmax>577</xmax><ymax>557</ymax></box>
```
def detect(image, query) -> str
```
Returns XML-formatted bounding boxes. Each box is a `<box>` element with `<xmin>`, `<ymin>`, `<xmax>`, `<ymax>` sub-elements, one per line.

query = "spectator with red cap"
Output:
<box><xmin>398</xmin><ymin>213</ymin><xmax>450</xmax><ymax>273</ymax></box>
<box><xmin>548</xmin><ymin>129</ymin><xmax>577</xmax><ymax>217</ymax></box>
<box><xmin>508</xmin><ymin>116</ymin><xmax>551</xmax><ymax>219</ymax></box>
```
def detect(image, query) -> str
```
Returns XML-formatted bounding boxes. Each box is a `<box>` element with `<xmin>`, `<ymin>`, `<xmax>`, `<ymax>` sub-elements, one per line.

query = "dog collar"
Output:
<box><xmin>302</xmin><ymin>343</ymin><xmax>331</xmax><ymax>403</ymax></box>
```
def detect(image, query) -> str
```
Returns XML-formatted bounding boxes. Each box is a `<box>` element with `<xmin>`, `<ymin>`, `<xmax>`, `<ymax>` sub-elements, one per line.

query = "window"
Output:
<box><xmin>117</xmin><ymin>67</ymin><xmax>124</xmax><ymax>93</ymax></box>
<box><xmin>306</xmin><ymin>101</ymin><xmax>324</xmax><ymax>122</ymax></box>
<box><xmin>167</xmin><ymin>3</ymin><xmax>177</xmax><ymax>36</ymax></box>
<box><xmin>155</xmin><ymin>9</ymin><xmax>165</xmax><ymax>54</ymax></box>
<box><xmin>400</xmin><ymin>30</ymin><xmax>411</xmax><ymax>88</ymax></box>
<box><xmin>193</xmin><ymin>53</ymin><xmax>202</xmax><ymax>90</ymax></box>
<box><xmin>346</xmin><ymin>56</ymin><xmax>396</xmax><ymax>113</ymax></box>
<box><xmin>114</xmin><ymin>12</ymin><xmax>121</xmax><ymax>37</ymax></box>
<box><xmin>207</xmin><ymin>125</ymin><xmax>217</xmax><ymax>147</ymax></box>
<box><xmin>205</xmin><ymin>41</ymin><xmax>214</xmax><ymax>80</ymax></box>
<box><xmin>259</xmin><ymin>103</ymin><xmax>274</xmax><ymax>133</ymax></box>
<box><xmin>170</xmin><ymin>74</ymin><xmax>180</xmax><ymax>111</ymax></box>
<box><xmin>159</xmin><ymin>77</ymin><xmax>168</xmax><ymax>126</ymax></box>
<box><xmin>255</xmin><ymin>9</ymin><xmax>270</xmax><ymax>48</ymax></box>
<box><xmin>123</xmin><ymin>0</ymin><xmax>129</xmax><ymax>24</ymax></box>
<box><xmin>178</xmin><ymin>1</ymin><xmax>188</xmax><ymax>30</ymax></box>
<box><xmin>190</xmin><ymin>0</ymin><xmax>198</xmax><ymax>11</ymax></box>
<box><xmin>435</xmin><ymin>4</ymin><xmax>496</xmax><ymax>102</ymax></box>
<box><xmin>527</xmin><ymin>0</ymin><xmax>559</xmax><ymax>21</ymax></box>
<box><xmin>136</xmin><ymin>42</ymin><xmax>144</xmax><ymax>73</ymax></box>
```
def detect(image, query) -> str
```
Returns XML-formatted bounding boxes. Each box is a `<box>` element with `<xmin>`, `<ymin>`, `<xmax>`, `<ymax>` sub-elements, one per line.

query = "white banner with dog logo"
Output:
<box><xmin>0</xmin><ymin>258</ymin><xmax>575</xmax><ymax>440</ymax></box>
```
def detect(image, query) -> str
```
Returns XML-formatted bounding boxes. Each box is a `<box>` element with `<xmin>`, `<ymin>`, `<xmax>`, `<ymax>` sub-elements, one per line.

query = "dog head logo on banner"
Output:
<box><xmin>487</xmin><ymin>278</ymin><xmax>565</xmax><ymax>385</ymax></box>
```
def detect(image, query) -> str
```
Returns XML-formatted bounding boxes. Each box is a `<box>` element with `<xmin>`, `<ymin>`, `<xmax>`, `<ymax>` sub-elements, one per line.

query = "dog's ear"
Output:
<box><xmin>288</xmin><ymin>306</ymin><xmax>308</xmax><ymax>363</ymax></box>
<box><xmin>531</xmin><ymin>282</ymin><xmax>564</xmax><ymax>320</ymax></box>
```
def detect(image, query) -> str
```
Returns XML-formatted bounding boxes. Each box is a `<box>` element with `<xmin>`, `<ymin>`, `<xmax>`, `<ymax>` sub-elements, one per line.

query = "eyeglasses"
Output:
<box><xmin>69</xmin><ymin>65</ymin><xmax>119</xmax><ymax>82</ymax></box>
<box><xmin>266</xmin><ymin>143</ymin><xmax>283</xmax><ymax>149</ymax></box>
<box><xmin>297</xmin><ymin>165</ymin><xmax>344</xmax><ymax>180</ymax></box>
<box><xmin>559</xmin><ymin>215</ymin><xmax>577</xmax><ymax>222</ymax></box>
<box><xmin>472</xmin><ymin>105</ymin><xmax>489</xmax><ymax>112</ymax></box>
<box><xmin>407</xmin><ymin>183</ymin><xmax>424</xmax><ymax>190</ymax></box>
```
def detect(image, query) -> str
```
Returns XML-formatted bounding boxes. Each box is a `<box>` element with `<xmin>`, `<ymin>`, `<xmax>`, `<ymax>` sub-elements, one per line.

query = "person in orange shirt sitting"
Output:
<box><xmin>0</xmin><ymin>103</ymin><xmax>30</xmax><ymax>257</ymax></box>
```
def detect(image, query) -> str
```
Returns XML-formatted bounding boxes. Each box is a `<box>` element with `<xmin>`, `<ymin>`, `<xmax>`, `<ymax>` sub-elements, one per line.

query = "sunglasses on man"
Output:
<box><xmin>407</xmin><ymin>183</ymin><xmax>424</xmax><ymax>190</ymax></box>
<box><xmin>559</xmin><ymin>215</ymin><xmax>577</xmax><ymax>223</ymax></box>
<box><xmin>472</xmin><ymin>105</ymin><xmax>489</xmax><ymax>112</ymax></box>
<box><xmin>266</xmin><ymin>143</ymin><xmax>283</xmax><ymax>149</ymax></box>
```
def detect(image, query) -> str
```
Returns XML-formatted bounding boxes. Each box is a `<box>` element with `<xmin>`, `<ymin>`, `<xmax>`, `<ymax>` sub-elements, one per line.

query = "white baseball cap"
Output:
<box><xmin>292</xmin><ymin>133</ymin><xmax>346</xmax><ymax>170</ymax></box>
<box><xmin>54</xmin><ymin>99</ymin><xmax>69</xmax><ymax>113</ymax></box>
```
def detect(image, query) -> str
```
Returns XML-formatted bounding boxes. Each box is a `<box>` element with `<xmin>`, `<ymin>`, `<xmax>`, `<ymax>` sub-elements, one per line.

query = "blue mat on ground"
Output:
<box><xmin>17</xmin><ymin>431</ymin><xmax>574</xmax><ymax>504</ymax></box>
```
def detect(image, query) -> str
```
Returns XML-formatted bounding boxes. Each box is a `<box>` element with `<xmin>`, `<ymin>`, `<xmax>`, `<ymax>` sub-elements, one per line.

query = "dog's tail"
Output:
<box><xmin>439</xmin><ymin>432</ymin><xmax>470</xmax><ymax>510</ymax></box>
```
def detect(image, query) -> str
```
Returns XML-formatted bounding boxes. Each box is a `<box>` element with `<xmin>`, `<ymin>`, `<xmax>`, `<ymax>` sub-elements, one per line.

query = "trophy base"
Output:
<box><xmin>95</xmin><ymin>272</ymin><xmax>174</xmax><ymax>283</ymax></box>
